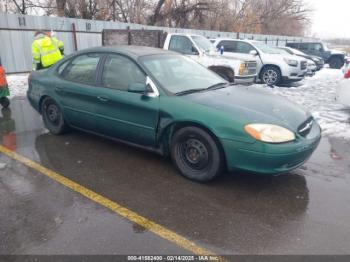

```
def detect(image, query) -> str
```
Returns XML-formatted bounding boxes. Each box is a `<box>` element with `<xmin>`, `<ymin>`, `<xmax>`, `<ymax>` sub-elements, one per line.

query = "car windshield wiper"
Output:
<box><xmin>175</xmin><ymin>83</ymin><xmax>230</xmax><ymax>96</ymax></box>
<box><xmin>175</xmin><ymin>88</ymin><xmax>207</xmax><ymax>96</ymax></box>
<box><xmin>206</xmin><ymin>82</ymin><xmax>231</xmax><ymax>90</ymax></box>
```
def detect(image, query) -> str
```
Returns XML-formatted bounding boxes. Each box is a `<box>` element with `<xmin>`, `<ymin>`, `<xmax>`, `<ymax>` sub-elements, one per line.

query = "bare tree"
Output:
<box><xmin>3</xmin><ymin>0</ymin><xmax>313</xmax><ymax>36</ymax></box>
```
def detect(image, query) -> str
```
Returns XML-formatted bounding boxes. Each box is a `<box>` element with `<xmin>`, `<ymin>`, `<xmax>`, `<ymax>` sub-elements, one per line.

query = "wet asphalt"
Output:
<box><xmin>0</xmin><ymin>97</ymin><xmax>350</xmax><ymax>255</ymax></box>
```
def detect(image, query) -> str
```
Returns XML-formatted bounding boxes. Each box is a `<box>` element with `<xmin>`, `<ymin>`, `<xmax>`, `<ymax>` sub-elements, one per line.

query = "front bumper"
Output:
<box><xmin>281</xmin><ymin>65</ymin><xmax>307</xmax><ymax>82</ymax></box>
<box><xmin>235</xmin><ymin>75</ymin><xmax>256</xmax><ymax>85</ymax></box>
<box><xmin>221</xmin><ymin>122</ymin><xmax>321</xmax><ymax>175</ymax></box>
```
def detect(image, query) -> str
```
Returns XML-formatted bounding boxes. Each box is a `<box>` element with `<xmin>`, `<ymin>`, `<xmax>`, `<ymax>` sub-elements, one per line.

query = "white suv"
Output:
<box><xmin>212</xmin><ymin>38</ymin><xmax>308</xmax><ymax>85</ymax></box>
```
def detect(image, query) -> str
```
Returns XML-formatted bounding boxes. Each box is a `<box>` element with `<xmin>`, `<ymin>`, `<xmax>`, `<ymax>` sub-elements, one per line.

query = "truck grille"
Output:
<box><xmin>298</xmin><ymin>117</ymin><xmax>314</xmax><ymax>137</ymax></box>
<box><xmin>301</xmin><ymin>61</ymin><xmax>307</xmax><ymax>70</ymax></box>
<box><xmin>245</xmin><ymin>61</ymin><xmax>257</xmax><ymax>75</ymax></box>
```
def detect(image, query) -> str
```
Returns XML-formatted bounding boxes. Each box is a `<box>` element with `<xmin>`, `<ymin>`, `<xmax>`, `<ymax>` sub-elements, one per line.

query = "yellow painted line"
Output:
<box><xmin>0</xmin><ymin>145</ymin><xmax>221</xmax><ymax>258</ymax></box>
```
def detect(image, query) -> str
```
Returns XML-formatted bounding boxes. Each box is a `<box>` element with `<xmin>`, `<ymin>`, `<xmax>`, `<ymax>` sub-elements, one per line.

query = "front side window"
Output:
<box><xmin>102</xmin><ymin>54</ymin><xmax>146</xmax><ymax>91</ymax></box>
<box><xmin>141</xmin><ymin>54</ymin><xmax>225</xmax><ymax>94</ymax></box>
<box><xmin>169</xmin><ymin>36</ymin><xmax>196</xmax><ymax>54</ymax></box>
<box><xmin>310</xmin><ymin>43</ymin><xmax>323</xmax><ymax>51</ymax></box>
<box><xmin>61</xmin><ymin>54</ymin><xmax>101</xmax><ymax>85</ymax></box>
<box><xmin>236</xmin><ymin>42</ymin><xmax>255</xmax><ymax>54</ymax></box>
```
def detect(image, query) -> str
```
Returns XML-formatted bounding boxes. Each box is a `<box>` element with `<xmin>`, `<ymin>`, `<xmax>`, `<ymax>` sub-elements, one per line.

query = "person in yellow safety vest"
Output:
<box><xmin>32</xmin><ymin>31</ymin><xmax>64</xmax><ymax>70</ymax></box>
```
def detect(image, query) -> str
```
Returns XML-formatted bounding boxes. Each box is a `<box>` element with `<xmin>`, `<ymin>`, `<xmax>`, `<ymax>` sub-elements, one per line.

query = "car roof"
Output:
<box><xmin>74</xmin><ymin>45</ymin><xmax>176</xmax><ymax>59</ymax></box>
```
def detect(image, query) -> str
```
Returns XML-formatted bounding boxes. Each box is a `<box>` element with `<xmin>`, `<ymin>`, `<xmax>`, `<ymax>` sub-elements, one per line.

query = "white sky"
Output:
<box><xmin>307</xmin><ymin>0</ymin><xmax>349</xmax><ymax>39</ymax></box>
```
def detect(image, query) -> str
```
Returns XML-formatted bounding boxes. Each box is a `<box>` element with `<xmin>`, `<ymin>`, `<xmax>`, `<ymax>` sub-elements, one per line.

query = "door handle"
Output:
<box><xmin>97</xmin><ymin>96</ymin><xmax>109</xmax><ymax>102</ymax></box>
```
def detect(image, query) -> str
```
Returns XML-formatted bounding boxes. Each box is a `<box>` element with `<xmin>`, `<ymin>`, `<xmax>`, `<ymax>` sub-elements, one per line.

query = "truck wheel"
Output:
<box><xmin>0</xmin><ymin>97</ymin><xmax>10</xmax><ymax>108</ymax></box>
<box><xmin>171</xmin><ymin>126</ymin><xmax>224</xmax><ymax>182</ymax></box>
<box><xmin>329</xmin><ymin>57</ymin><xmax>344</xmax><ymax>69</ymax></box>
<box><xmin>41</xmin><ymin>97</ymin><xmax>68</xmax><ymax>135</ymax></box>
<box><xmin>261</xmin><ymin>66</ymin><xmax>281</xmax><ymax>86</ymax></box>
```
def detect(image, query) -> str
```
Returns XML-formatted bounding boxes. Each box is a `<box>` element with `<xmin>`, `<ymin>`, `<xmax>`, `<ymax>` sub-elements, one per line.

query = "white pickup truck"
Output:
<box><xmin>163</xmin><ymin>34</ymin><xmax>258</xmax><ymax>84</ymax></box>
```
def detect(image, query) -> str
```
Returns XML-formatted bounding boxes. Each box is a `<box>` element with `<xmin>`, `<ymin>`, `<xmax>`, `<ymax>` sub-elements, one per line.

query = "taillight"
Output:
<box><xmin>345</xmin><ymin>69</ymin><xmax>350</xmax><ymax>79</ymax></box>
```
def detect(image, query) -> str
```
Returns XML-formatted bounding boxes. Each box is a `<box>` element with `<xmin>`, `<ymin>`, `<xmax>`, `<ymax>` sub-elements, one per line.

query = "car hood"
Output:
<box><xmin>181</xmin><ymin>85</ymin><xmax>310</xmax><ymax>131</ymax></box>
<box><xmin>331</xmin><ymin>49</ymin><xmax>346</xmax><ymax>56</ymax></box>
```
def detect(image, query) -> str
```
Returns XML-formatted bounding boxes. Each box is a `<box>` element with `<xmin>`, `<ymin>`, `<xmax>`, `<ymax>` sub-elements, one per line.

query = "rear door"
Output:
<box><xmin>56</xmin><ymin>53</ymin><xmax>103</xmax><ymax>131</ymax></box>
<box><xmin>94</xmin><ymin>53</ymin><xmax>160</xmax><ymax>146</ymax></box>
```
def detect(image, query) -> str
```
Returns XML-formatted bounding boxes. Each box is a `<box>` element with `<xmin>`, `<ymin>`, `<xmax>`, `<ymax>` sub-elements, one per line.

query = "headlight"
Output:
<box><xmin>239</xmin><ymin>63</ymin><xmax>246</xmax><ymax>75</ymax></box>
<box><xmin>284</xmin><ymin>58</ymin><xmax>298</xmax><ymax>67</ymax></box>
<box><xmin>244</xmin><ymin>124</ymin><xmax>296</xmax><ymax>143</ymax></box>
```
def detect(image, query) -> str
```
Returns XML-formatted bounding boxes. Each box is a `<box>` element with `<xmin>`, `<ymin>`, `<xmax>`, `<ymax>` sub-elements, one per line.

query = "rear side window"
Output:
<box><xmin>286</xmin><ymin>43</ymin><xmax>298</xmax><ymax>48</ymax></box>
<box><xmin>61</xmin><ymin>54</ymin><xmax>101</xmax><ymax>85</ymax></box>
<box><xmin>298</xmin><ymin>43</ymin><xmax>309</xmax><ymax>50</ymax></box>
<box><xmin>217</xmin><ymin>41</ymin><xmax>237</xmax><ymax>52</ymax></box>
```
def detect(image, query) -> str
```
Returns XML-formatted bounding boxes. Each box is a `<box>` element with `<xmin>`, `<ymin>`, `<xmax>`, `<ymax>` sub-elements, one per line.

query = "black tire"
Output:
<box><xmin>260</xmin><ymin>66</ymin><xmax>282</xmax><ymax>86</ymax></box>
<box><xmin>170</xmin><ymin>126</ymin><xmax>224</xmax><ymax>182</ymax></box>
<box><xmin>41</xmin><ymin>97</ymin><xmax>68</xmax><ymax>135</ymax></box>
<box><xmin>0</xmin><ymin>97</ymin><xmax>10</xmax><ymax>109</ymax></box>
<box><xmin>329</xmin><ymin>57</ymin><xmax>344</xmax><ymax>69</ymax></box>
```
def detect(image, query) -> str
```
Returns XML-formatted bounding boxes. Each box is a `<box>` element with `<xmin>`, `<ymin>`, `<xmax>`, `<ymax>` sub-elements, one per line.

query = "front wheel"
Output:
<box><xmin>41</xmin><ymin>97</ymin><xmax>68</xmax><ymax>135</ymax></box>
<box><xmin>261</xmin><ymin>66</ymin><xmax>282</xmax><ymax>86</ymax></box>
<box><xmin>0</xmin><ymin>97</ymin><xmax>10</xmax><ymax>108</ymax></box>
<box><xmin>329</xmin><ymin>57</ymin><xmax>344</xmax><ymax>69</ymax></box>
<box><xmin>171</xmin><ymin>127</ymin><xmax>224</xmax><ymax>182</ymax></box>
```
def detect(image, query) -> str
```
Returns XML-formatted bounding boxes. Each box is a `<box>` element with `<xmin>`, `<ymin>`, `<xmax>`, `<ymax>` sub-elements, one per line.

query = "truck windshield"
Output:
<box><xmin>191</xmin><ymin>35</ymin><xmax>216</xmax><ymax>52</ymax></box>
<box><xmin>253</xmin><ymin>42</ymin><xmax>281</xmax><ymax>54</ymax></box>
<box><xmin>140</xmin><ymin>54</ymin><xmax>226</xmax><ymax>95</ymax></box>
<box><xmin>322</xmin><ymin>43</ymin><xmax>330</xmax><ymax>51</ymax></box>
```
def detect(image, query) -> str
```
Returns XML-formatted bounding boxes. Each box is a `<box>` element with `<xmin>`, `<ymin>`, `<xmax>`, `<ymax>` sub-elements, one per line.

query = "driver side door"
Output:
<box><xmin>168</xmin><ymin>35</ymin><xmax>200</xmax><ymax>62</ymax></box>
<box><xmin>94</xmin><ymin>53</ymin><xmax>160</xmax><ymax>147</ymax></box>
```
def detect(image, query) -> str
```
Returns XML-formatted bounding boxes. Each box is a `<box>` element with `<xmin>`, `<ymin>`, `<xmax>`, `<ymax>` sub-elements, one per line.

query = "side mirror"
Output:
<box><xmin>128</xmin><ymin>83</ymin><xmax>146</xmax><ymax>94</ymax></box>
<box><xmin>249</xmin><ymin>50</ymin><xmax>258</xmax><ymax>56</ymax></box>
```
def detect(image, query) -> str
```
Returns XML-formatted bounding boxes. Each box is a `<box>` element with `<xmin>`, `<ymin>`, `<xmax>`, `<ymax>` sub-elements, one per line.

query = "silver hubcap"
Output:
<box><xmin>263</xmin><ymin>69</ymin><xmax>278</xmax><ymax>85</ymax></box>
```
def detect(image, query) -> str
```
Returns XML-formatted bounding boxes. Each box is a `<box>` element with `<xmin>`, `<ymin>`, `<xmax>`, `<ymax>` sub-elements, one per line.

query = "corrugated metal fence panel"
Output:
<box><xmin>0</xmin><ymin>12</ymin><xmax>316</xmax><ymax>73</ymax></box>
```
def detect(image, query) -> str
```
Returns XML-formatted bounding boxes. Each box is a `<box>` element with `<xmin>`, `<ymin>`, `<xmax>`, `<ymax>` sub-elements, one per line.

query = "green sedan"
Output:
<box><xmin>27</xmin><ymin>46</ymin><xmax>321</xmax><ymax>182</ymax></box>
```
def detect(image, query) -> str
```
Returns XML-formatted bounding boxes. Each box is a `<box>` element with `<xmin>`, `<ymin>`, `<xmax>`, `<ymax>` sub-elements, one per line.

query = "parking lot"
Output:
<box><xmin>1</xmin><ymin>69</ymin><xmax>350</xmax><ymax>257</ymax></box>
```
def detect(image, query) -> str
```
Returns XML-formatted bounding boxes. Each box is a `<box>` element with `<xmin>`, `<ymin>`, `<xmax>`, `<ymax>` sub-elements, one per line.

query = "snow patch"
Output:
<box><xmin>259</xmin><ymin>69</ymin><xmax>350</xmax><ymax>139</ymax></box>
<box><xmin>6</xmin><ymin>74</ymin><xmax>29</xmax><ymax>98</ymax></box>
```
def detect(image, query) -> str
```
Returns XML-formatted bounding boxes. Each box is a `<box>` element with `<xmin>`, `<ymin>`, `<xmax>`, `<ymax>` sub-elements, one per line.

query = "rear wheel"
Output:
<box><xmin>0</xmin><ymin>97</ymin><xmax>10</xmax><ymax>108</ymax></box>
<box><xmin>41</xmin><ymin>97</ymin><xmax>68</xmax><ymax>135</ymax></box>
<box><xmin>261</xmin><ymin>66</ymin><xmax>281</xmax><ymax>86</ymax></box>
<box><xmin>329</xmin><ymin>57</ymin><xmax>344</xmax><ymax>69</ymax></box>
<box><xmin>171</xmin><ymin>126</ymin><xmax>224</xmax><ymax>182</ymax></box>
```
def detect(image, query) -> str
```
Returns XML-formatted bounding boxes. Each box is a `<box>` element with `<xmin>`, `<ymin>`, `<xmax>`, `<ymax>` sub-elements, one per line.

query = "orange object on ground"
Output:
<box><xmin>3</xmin><ymin>132</ymin><xmax>16</xmax><ymax>151</ymax></box>
<box><xmin>0</xmin><ymin>66</ymin><xmax>8</xmax><ymax>88</ymax></box>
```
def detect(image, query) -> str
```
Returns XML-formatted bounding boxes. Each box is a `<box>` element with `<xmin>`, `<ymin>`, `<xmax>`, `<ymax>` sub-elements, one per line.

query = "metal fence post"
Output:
<box><xmin>71</xmin><ymin>23</ymin><xmax>78</xmax><ymax>51</ymax></box>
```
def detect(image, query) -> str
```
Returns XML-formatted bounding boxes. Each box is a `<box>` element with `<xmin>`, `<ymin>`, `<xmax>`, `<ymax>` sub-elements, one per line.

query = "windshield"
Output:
<box><xmin>322</xmin><ymin>43</ymin><xmax>330</xmax><ymax>51</ymax></box>
<box><xmin>140</xmin><ymin>54</ymin><xmax>226</xmax><ymax>95</ymax></box>
<box><xmin>253</xmin><ymin>42</ymin><xmax>282</xmax><ymax>54</ymax></box>
<box><xmin>191</xmin><ymin>35</ymin><xmax>216</xmax><ymax>52</ymax></box>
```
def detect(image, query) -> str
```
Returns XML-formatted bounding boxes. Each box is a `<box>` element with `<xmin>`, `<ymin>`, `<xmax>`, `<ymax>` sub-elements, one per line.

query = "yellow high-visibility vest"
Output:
<box><xmin>32</xmin><ymin>36</ymin><xmax>64</xmax><ymax>68</ymax></box>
